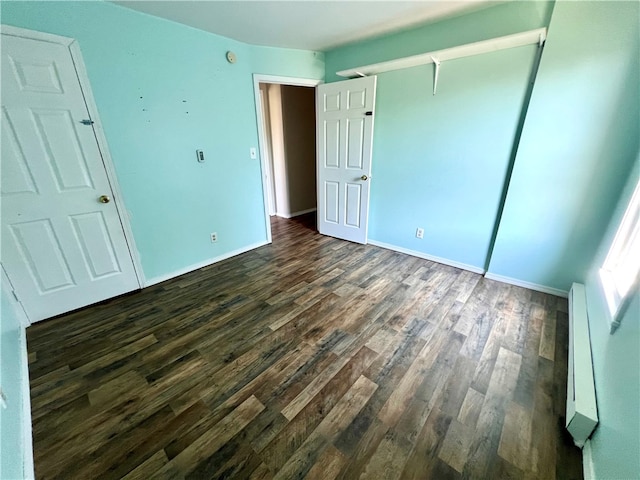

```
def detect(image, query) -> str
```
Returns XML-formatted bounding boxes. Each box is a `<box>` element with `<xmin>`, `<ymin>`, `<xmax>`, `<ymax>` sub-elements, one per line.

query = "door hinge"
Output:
<box><xmin>11</xmin><ymin>290</ymin><xmax>20</xmax><ymax>303</ymax></box>
<box><xmin>80</xmin><ymin>119</ymin><xmax>95</xmax><ymax>125</ymax></box>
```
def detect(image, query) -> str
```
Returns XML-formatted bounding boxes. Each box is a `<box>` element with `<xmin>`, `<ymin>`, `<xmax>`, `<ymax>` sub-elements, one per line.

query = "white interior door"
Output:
<box><xmin>1</xmin><ymin>32</ymin><xmax>139</xmax><ymax>322</ymax></box>
<box><xmin>316</xmin><ymin>76</ymin><xmax>377</xmax><ymax>244</ymax></box>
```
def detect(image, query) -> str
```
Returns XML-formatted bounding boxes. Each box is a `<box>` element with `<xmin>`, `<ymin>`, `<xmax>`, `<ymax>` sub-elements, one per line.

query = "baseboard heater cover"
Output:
<box><xmin>566</xmin><ymin>283</ymin><xmax>598</xmax><ymax>447</ymax></box>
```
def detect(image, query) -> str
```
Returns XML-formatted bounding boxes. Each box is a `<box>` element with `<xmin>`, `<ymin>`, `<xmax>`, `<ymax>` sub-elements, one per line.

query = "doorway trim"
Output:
<box><xmin>252</xmin><ymin>74</ymin><xmax>322</xmax><ymax>243</ymax></box>
<box><xmin>1</xmin><ymin>24</ymin><xmax>146</xmax><ymax>289</ymax></box>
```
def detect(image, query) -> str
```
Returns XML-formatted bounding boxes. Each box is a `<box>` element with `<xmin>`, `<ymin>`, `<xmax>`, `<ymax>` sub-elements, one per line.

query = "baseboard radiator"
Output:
<box><xmin>566</xmin><ymin>283</ymin><xmax>598</xmax><ymax>447</ymax></box>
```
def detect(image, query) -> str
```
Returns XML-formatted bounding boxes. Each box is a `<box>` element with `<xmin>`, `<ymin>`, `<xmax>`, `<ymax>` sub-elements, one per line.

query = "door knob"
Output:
<box><xmin>361</xmin><ymin>175</ymin><xmax>368</xmax><ymax>181</ymax></box>
<box><xmin>98</xmin><ymin>195</ymin><xmax>111</xmax><ymax>204</ymax></box>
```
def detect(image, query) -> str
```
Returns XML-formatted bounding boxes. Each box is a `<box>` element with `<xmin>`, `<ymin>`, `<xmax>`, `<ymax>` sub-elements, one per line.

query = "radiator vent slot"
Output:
<box><xmin>566</xmin><ymin>282</ymin><xmax>598</xmax><ymax>447</ymax></box>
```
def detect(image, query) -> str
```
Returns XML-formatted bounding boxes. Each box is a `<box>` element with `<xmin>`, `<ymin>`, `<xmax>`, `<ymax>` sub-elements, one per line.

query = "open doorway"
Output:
<box><xmin>253</xmin><ymin>75</ymin><xmax>321</xmax><ymax>242</ymax></box>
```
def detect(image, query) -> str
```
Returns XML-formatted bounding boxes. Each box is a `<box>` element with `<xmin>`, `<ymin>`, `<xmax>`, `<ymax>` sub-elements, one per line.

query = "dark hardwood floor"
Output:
<box><xmin>27</xmin><ymin>214</ymin><xmax>583</xmax><ymax>479</ymax></box>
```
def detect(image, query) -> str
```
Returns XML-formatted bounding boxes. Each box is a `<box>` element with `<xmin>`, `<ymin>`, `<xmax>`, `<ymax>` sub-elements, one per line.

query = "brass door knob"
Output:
<box><xmin>98</xmin><ymin>195</ymin><xmax>111</xmax><ymax>204</ymax></box>
<box><xmin>361</xmin><ymin>175</ymin><xmax>368</xmax><ymax>181</ymax></box>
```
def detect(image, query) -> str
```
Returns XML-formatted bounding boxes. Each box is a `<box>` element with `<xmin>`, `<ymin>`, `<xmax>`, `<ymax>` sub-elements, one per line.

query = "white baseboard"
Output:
<box><xmin>582</xmin><ymin>439</ymin><xmax>596</xmax><ymax>480</ymax></box>
<box><xmin>367</xmin><ymin>239</ymin><xmax>486</xmax><ymax>275</ymax></box>
<box><xmin>276</xmin><ymin>208</ymin><xmax>317</xmax><ymax>219</ymax></box>
<box><xmin>144</xmin><ymin>241</ymin><xmax>269</xmax><ymax>287</ymax></box>
<box><xmin>484</xmin><ymin>272</ymin><xmax>568</xmax><ymax>298</ymax></box>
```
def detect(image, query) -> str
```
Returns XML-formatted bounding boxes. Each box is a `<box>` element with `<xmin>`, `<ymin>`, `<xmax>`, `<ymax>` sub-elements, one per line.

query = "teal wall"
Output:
<box><xmin>1</xmin><ymin>1</ymin><xmax>324</xmax><ymax>281</ymax></box>
<box><xmin>0</xmin><ymin>290</ymin><xmax>28</xmax><ymax>479</ymax></box>
<box><xmin>584</xmin><ymin>159</ymin><xmax>639</xmax><ymax>479</ymax></box>
<box><xmin>324</xmin><ymin>1</ymin><xmax>553</xmax><ymax>83</ymax></box>
<box><xmin>324</xmin><ymin>2</ymin><xmax>553</xmax><ymax>271</ymax></box>
<box><xmin>488</xmin><ymin>1</ymin><xmax>640</xmax><ymax>291</ymax></box>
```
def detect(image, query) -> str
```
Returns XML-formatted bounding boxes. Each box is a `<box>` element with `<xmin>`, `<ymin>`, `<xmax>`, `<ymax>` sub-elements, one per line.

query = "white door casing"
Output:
<box><xmin>316</xmin><ymin>76</ymin><xmax>377</xmax><ymax>244</ymax></box>
<box><xmin>253</xmin><ymin>74</ymin><xmax>321</xmax><ymax>243</ymax></box>
<box><xmin>1</xmin><ymin>29</ymin><xmax>140</xmax><ymax>322</ymax></box>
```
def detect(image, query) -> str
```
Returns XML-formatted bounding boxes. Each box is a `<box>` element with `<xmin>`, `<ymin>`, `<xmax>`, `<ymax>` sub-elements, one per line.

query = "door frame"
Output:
<box><xmin>1</xmin><ymin>266</ymin><xmax>34</xmax><ymax>477</ymax></box>
<box><xmin>1</xmin><ymin>25</ymin><xmax>145</xmax><ymax>299</ymax></box>
<box><xmin>252</xmin><ymin>74</ymin><xmax>321</xmax><ymax>243</ymax></box>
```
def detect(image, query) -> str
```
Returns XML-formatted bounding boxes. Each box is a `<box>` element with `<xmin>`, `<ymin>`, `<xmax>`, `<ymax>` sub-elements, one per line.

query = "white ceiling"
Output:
<box><xmin>113</xmin><ymin>1</ymin><xmax>496</xmax><ymax>51</ymax></box>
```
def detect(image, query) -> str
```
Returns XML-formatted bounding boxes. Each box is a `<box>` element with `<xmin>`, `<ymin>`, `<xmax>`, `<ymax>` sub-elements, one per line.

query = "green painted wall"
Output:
<box><xmin>324</xmin><ymin>1</ymin><xmax>553</xmax><ymax>83</ymax></box>
<box><xmin>488</xmin><ymin>1</ymin><xmax>639</xmax><ymax>291</ymax></box>
<box><xmin>1</xmin><ymin>1</ymin><xmax>324</xmax><ymax>282</ymax></box>
<box><xmin>1</xmin><ymin>290</ymin><xmax>28</xmax><ymax>479</ymax></box>
<box><xmin>584</xmin><ymin>158</ymin><xmax>639</xmax><ymax>479</ymax></box>
<box><xmin>324</xmin><ymin>2</ymin><xmax>552</xmax><ymax>271</ymax></box>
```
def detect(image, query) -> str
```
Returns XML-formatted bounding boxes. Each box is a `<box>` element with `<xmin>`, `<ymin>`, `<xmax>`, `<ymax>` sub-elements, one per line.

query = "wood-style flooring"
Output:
<box><xmin>27</xmin><ymin>214</ymin><xmax>583</xmax><ymax>479</ymax></box>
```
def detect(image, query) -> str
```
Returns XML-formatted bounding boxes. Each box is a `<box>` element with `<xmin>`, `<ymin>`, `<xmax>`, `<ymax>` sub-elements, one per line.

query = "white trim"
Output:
<box><xmin>595</xmin><ymin>274</ymin><xmax>623</xmax><ymax>334</ymax></box>
<box><xmin>1</xmin><ymin>267</ymin><xmax>30</xmax><ymax>328</ymax></box>
<box><xmin>144</xmin><ymin>241</ymin><xmax>269</xmax><ymax>287</ymax></box>
<box><xmin>258</xmin><ymin>85</ymin><xmax>276</xmax><ymax>216</ymax></box>
<box><xmin>0</xmin><ymin>24</ymin><xmax>73</xmax><ymax>45</ymax></box>
<box><xmin>566</xmin><ymin>283</ymin><xmax>598</xmax><ymax>447</ymax></box>
<box><xmin>598</xmin><ymin>177</ymin><xmax>640</xmax><ymax>333</ymax></box>
<box><xmin>19</xmin><ymin>327</ymin><xmax>35</xmax><ymax>480</ymax></box>
<box><xmin>276</xmin><ymin>208</ymin><xmax>317</xmax><ymax>219</ymax></box>
<box><xmin>484</xmin><ymin>272</ymin><xmax>568</xmax><ymax>298</ymax></box>
<box><xmin>253</xmin><ymin>74</ymin><xmax>322</xmax><ymax>244</ymax></box>
<box><xmin>582</xmin><ymin>439</ymin><xmax>596</xmax><ymax>480</ymax></box>
<box><xmin>1</xmin><ymin>268</ymin><xmax>35</xmax><ymax>479</ymax></box>
<box><xmin>337</xmin><ymin>28</ymin><xmax>547</xmax><ymax>78</ymax></box>
<box><xmin>367</xmin><ymin>239</ymin><xmax>486</xmax><ymax>275</ymax></box>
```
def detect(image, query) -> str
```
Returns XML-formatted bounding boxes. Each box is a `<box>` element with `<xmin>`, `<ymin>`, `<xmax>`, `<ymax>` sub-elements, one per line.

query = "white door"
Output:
<box><xmin>1</xmin><ymin>32</ymin><xmax>139</xmax><ymax>322</ymax></box>
<box><xmin>316</xmin><ymin>76</ymin><xmax>377</xmax><ymax>244</ymax></box>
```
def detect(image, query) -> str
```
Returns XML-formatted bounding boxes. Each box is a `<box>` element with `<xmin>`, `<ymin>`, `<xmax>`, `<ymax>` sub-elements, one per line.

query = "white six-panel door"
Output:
<box><xmin>1</xmin><ymin>32</ymin><xmax>139</xmax><ymax>322</ymax></box>
<box><xmin>316</xmin><ymin>76</ymin><xmax>377</xmax><ymax>244</ymax></box>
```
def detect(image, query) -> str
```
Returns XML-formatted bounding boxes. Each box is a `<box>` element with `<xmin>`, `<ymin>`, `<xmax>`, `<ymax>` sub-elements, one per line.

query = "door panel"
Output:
<box><xmin>33</xmin><ymin>109</ymin><xmax>94</xmax><ymax>190</ymax></box>
<box><xmin>324</xmin><ymin>120</ymin><xmax>340</xmax><ymax>168</ymax></box>
<box><xmin>324</xmin><ymin>181</ymin><xmax>340</xmax><ymax>224</ymax></box>
<box><xmin>9</xmin><ymin>219</ymin><xmax>75</xmax><ymax>292</ymax></box>
<box><xmin>346</xmin><ymin>118</ymin><xmax>365</xmax><ymax>169</ymax></box>
<box><xmin>316</xmin><ymin>76</ymin><xmax>376</xmax><ymax>244</ymax></box>
<box><xmin>1</xmin><ymin>110</ymin><xmax>38</xmax><ymax>195</ymax></box>
<box><xmin>1</xmin><ymin>33</ymin><xmax>139</xmax><ymax>322</ymax></box>
<box><xmin>345</xmin><ymin>183</ymin><xmax>362</xmax><ymax>227</ymax></box>
<box><xmin>70</xmin><ymin>212</ymin><xmax>122</xmax><ymax>279</ymax></box>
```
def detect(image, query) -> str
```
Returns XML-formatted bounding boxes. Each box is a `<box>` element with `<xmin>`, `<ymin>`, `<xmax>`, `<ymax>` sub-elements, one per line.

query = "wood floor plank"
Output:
<box><xmin>26</xmin><ymin>214</ymin><xmax>582</xmax><ymax>480</ymax></box>
<box><xmin>498</xmin><ymin>400</ymin><xmax>533</xmax><ymax>471</ymax></box>
<box><xmin>172</xmin><ymin>395</ymin><xmax>265</xmax><ymax>476</ymax></box>
<box><xmin>457</xmin><ymin>387</ymin><xmax>484</xmax><ymax>428</ymax></box>
<box><xmin>304</xmin><ymin>444</ymin><xmax>348</xmax><ymax>480</ymax></box>
<box><xmin>272</xmin><ymin>375</ymin><xmax>378</xmax><ymax>479</ymax></box>
<box><xmin>121</xmin><ymin>450</ymin><xmax>169</xmax><ymax>480</ymax></box>
<box><xmin>399</xmin><ymin>408</ymin><xmax>452</xmax><ymax>480</ymax></box>
<box><xmin>438</xmin><ymin>418</ymin><xmax>475</xmax><ymax>473</ymax></box>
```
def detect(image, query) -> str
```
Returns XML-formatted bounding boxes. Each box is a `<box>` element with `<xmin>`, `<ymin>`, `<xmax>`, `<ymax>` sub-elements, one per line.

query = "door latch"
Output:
<box><xmin>80</xmin><ymin>119</ymin><xmax>95</xmax><ymax>125</ymax></box>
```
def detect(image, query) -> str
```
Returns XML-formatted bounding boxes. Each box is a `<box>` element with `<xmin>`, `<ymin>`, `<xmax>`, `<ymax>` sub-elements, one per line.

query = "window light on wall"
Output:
<box><xmin>599</xmin><ymin>178</ymin><xmax>640</xmax><ymax>331</ymax></box>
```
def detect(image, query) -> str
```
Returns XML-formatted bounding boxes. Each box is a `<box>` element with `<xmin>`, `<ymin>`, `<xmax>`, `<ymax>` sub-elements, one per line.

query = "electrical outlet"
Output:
<box><xmin>210</xmin><ymin>232</ymin><xmax>218</xmax><ymax>243</ymax></box>
<box><xmin>416</xmin><ymin>227</ymin><xmax>424</xmax><ymax>239</ymax></box>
